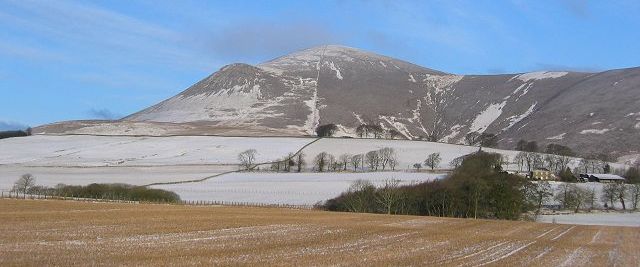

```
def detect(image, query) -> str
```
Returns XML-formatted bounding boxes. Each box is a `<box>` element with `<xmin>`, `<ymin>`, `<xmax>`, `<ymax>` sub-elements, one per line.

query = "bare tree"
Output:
<box><xmin>365</xmin><ymin>150</ymin><xmax>380</xmax><ymax>171</ymax></box>
<box><xmin>350</xmin><ymin>154</ymin><xmax>363</xmax><ymax>171</ymax></box>
<box><xmin>527</xmin><ymin>181</ymin><xmax>552</xmax><ymax>216</ymax></box>
<box><xmin>13</xmin><ymin>174</ymin><xmax>36</xmax><ymax>194</ymax></box>
<box><xmin>630</xmin><ymin>183</ymin><xmax>640</xmax><ymax>210</ymax></box>
<box><xmin>514</xmin><ymin>152</ymin><xmax>525</xmax><ymax>172</ymax></box>
<box><xmin>389</xmin><ymin>157</ymin><xmax>398</xmax><ymax>171</ymax></box>
<box><xmin>387</xmin><ymin>129</ymin><xmax>402</xmax><ymax>139</ymax></box>
<box><xmin>296</xmin><ymin>151</ymin><xmax>306</xmax><ymax>172</ymax></box>
<box><xmin>424</xmin><ymin>152</ymin><xmax>442</xmax><ymax>170</ymax></box>
<box><xmin>284</xmin><ymin>153</ymin><xmax>295</xmax><ymax>172</ymax></box>
<box><xmin>413</xmin><ymin>163</ymin><xmax>422</xmax><ymax>172</ymax></box>
<box><xmin>555</xmin><ymin>183</ymin><xmax>577</xmax><ymax>210</ymax></box>
<box><xmin>579</xmin><ymin>158</ymin><xmax>595</xmax><ymax>174</ymax></box>
<box><xmin>338</xmin><ymin>154</ymin><xmax>351</xmax><ymax>171</ymax></box>
<box><xmin>375</xmin><ymin>179</ymin><xmax>402</xmax><ymax>214</ymax></box>
<box><xmin>344</xmin><ymin>179</ymin><xmax>376</xmax><ymax>213</ymax></box>
<box><xmin>378</xmin><ymin>147</ymin><xmax>395</xmax><ymax>170</ymax></box>
<box><xmin>449</xmin><ymin>156</ymin><xmax>464</xmax><ymax>169</ymax></box>
<box><xmin>601</xmin><ymin>183</ymin><xmax>617</xmax><ymax>209</ymax></box>
<box><xmin>314</xmin><ymin>152</ymin><xmax>330</xmax><ymax>172</ymax></box>
<box><xmin>327</xmin><ymin>154</ymin><xmax>338</xmax><ymax>171</ymax></box>
<box><xmin>555</xmin><ymin>155</ymin><xmax>573</xmax><ymax>174</ymax></box>
<box><xmin>615</xmin><ymin>183</ymin><xmax>628</xmax><ymax>210</ymax></box>
<box><xmin>238</xmin><ymin>149</ymin><xmax>257</xmax><ymax>171</ymax></box>
<box><xmin>572</xmin><ymin>185</ymin><xmax>592</xmax><ymax>213</ymax></box>
<box><xmin>544</xmin><ymin>154</ymin><xmax>556</xmax><ymax>172</ymax></box>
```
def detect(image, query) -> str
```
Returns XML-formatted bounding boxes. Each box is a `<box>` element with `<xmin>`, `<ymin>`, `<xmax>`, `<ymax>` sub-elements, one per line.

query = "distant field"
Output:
<box><xmin>151</xmin><ymin>172</ymin><xmax>446</xmax><ymax>205</ymax></box>
<box><xmin>0</xmin><ymin>165</ymin><xmax>236</xmax><ymax>191</ymax></box>
<box><xmin>0</xmin><ymin>135</ymin><xmax>313</xmax><ymax>166</ymax></box>
<box><xmin>1</xmin><ymin>199</ymin><xmax>638</xmax><ymax>266</ymax></box>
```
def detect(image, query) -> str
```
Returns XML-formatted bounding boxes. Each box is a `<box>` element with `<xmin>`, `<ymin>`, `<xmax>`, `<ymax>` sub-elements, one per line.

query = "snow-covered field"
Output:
<box><xmin>151</xmin><ymin>172</ymin><xmax>445</xmax><ymax>205</ymax></box>
<box><xmin>300</xmin><ymin>138</ymin><xmax>524</xmax><ymax>170</ymax></box>
<box><xmin>538</xmin><ymin>212</ymin><xmax>640</xmax><ymax>227</ymax></box>
<box><xmin>0</xmin><ymin>165</ymin><xmax>236</xmax><ymax>191</ymax></box>
<box><xmin>0</xmin><ymin>135</ymin><xmax>313</xmax><ymax>167</ymax></box>
<box><xmin>1</xmin><ymin>135</ymin><xmax>631</xmax><ymax>210</ymax></box>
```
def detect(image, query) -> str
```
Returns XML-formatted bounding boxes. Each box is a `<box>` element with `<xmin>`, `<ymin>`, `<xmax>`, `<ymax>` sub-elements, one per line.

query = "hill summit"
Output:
<box><xmin>40</xmin><ymin>45</ymin><xmax>640</xmax><ymax>161</ymax></box>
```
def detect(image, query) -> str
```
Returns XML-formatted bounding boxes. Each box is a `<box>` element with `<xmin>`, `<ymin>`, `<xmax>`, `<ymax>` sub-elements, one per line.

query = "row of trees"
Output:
<box><xmin>322</xmin><ymin>152</ymin><xmax>640</xmax><ymax>220</ymax></box>
<box><xmin>315</xmin><ymin>123</ymin><xmax>404</xmax><ymax>139</ymax></box>
<box><xmin>413</xmin><ymin>152</ymin><xmax>442</xmax><ymax>171</ymax></box>
<box><xmin>323</xmin><ymin>151</ymin><xmax>531</xmax><ymax>220</ymax></box>
<box><xmin>313</xmin><ymin>147</ymin><xmax>398</xmax><ymax>172</ymax></box>
<box><xmin>0</xmin><ymin>128</ymin><xmax>32</xmax><ymax>139</ymax></box>
<box><xmin>464</xmin><ymin>132</ymin><xmax>498</xmax><ymax>147</ymax></box>
<box><xmin>10</xmin><ymin>174</ymin><xmax>180</xmax><ymax>202</ymax></box>
<box><xmin>529</xmin><ymin>181</ymin><xmax>640</xmax><ymax>214</ymax></box>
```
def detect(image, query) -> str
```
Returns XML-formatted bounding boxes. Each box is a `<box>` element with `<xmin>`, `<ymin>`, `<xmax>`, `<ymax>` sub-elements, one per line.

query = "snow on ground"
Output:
<box><xmin>512</xmin><ymin>71</ymin><xmax>568</xmax><ymax>82</ymax></box>
<box><xmin>328</xmin><ymin>61</ymin><xmax>343</xmax><ymax>80</ymax></box>
<box><xmin>537</xmin><ymin>212</ymin><xmax>640</xmax><ymax>227</ymax></box>
<box><xmin>0</xmin><ymin>165</ymin><xmax>236</xmax><ymax>191</ymax></box>
<box><xmin>502</xmin><ymin>102</ymin><xmax>537</xmax><ymax>131</ymax></box>
<box><xmin>151</xmin><ymin>172</ymin><xmax>446</xmax><ymax>205</ymax></box>
<box><xmin>468</xmin><ymin>101</ymin><xmax>506</xmax><ymax>133</ymax></box>
<box><xmin>0</xmin><ymin>135</ymin><xmax>312</xmax><ymax>167</ymax></box>
<box><xmin>546</xmin><ymin>133</ymin><xmax>566</xmax><ymax>140</ymax></box>
<box><xmin>580</xmin><ymin>128</ymin><xmax>611</xmax><ymax>134</ymax></box>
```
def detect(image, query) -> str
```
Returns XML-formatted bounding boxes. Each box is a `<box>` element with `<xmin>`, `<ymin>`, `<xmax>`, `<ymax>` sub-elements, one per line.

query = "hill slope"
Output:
<box><xmin>38</xmin><ymin>45</ymin><xmax>640</xmax><ymax>160</ymax></box>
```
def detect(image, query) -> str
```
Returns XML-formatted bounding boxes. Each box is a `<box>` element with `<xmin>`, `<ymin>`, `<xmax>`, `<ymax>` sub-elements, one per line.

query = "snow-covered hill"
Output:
<box><xmin>37</xmin><ymin>45</ymin><xmax>640</xmax><ymax>160</ymax></box>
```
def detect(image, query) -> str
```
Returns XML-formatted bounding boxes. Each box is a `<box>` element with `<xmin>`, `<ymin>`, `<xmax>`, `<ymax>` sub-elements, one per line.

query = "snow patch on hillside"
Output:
<box><xmin>379</xmin><ymin>116</ymin><xmax>414</xmax><ymax>139</ymax></box>
<box><xmin>546</xmin><ymin>133</ymin><xmax>566</xmax><ymax>140</ymax></box>
<box><xmin>511</xmin><ymin>71</ymin><xmax>568</xmax><ymax>82</ymax></box>
<box><xmin>132</xmin><ymin>83</ymin><xmax>274</xmax><ymax>123</ymax></box>
<box><xmin>328</xmin><ymin>61</ymin><xmax>343</xmax><ymax>80</ymax></box>
<box><xmin>408</xmin><ymin>74</ymin><xmax>416</xmax><ymax>83</ymax></box>
<box><xmin>303</xmin><ymin>90</ymin><xmax>320</xmax><ymax>135</ymax></box>
<box><xmin>423</xmin><ymin>74</ymin><xmax>463</xmax><ymax>94</ymax></box>
<box><xmin>441</xmin><ymin>124</ymin><xmax>462</xmax><ymax>143</ymax></box>
<box><xmin>469</xmin><ymin>101</ymin><xmax>507</xmax><ymax>133</ymax></box>
<box><xmin>635</xmin><ymin>122</ymin><xmax>640</xmax><ymax>129</ymax></box>
<box><xmin>580</xmin><ymin>128</ymin><xmax>611</xmax><ymax>134</ymax></box>
<box><xmin>502</xmin><ymin>102</ymin><xmax>537</xmax><ymax>131</ymax></box>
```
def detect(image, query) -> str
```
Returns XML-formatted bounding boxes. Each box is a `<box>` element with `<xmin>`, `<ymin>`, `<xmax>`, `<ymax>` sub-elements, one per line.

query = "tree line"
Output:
<box><xmin>321</xmin><ymin>151</ymin><xmax>640</xmax><ymax>220</ymax></box>
<box><xmin>322</xmin><ymin>151</ymin><xmax>531</xmax><ymax>220</ymax></box>
<box><xmin>0</xmin><ymin>128</ymin><xmax>32</xmax><ymax>139</ymax></box>
<box><xmin>10</xmin><ymin>174</ymin><xmax>180</xmax><ymax>202</ymax></box>
<box><xmin>315</xmin><ymin>123</ymin><xmax>403</xmax><ymax>139</ymax></box>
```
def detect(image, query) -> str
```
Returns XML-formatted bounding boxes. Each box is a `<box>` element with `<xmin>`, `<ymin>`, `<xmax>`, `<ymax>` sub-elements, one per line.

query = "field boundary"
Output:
<box><xmin>0</xmin><ymin>191</ymin><xmax>314</xmax><ymax>209</ymax></box>
<box><xmin>142</xmin><ymin>137</ymin><xmax>323</xmax><ymax>186</ymax></box>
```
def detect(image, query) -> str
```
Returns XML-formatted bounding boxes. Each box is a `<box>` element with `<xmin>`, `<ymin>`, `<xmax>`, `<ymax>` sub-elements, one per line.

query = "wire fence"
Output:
<box><xmin>0</xmin><ymin>191</ymin><xmax>315</xmax><ymax>210</ymax></box>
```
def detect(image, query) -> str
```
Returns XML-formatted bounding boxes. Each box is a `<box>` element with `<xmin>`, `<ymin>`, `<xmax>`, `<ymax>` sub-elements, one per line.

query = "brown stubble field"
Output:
<box><xmin>0</xmin><ymin>199</ymin><xmax>638</xmax><ymax>266</ymax></box>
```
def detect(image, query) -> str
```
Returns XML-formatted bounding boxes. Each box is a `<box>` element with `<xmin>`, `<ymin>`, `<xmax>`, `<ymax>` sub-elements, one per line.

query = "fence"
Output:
<box><xmin>0</xmin><ymin>191</ymin><xmax>314</xmax><ymax>210</ymax></box>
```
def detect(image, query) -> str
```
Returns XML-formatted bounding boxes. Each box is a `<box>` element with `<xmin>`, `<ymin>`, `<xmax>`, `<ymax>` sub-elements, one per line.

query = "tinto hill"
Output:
<box><xmin>36</xmin><ymin>45</ymin><xmax>640</xmax><ymax>160</ymax></box>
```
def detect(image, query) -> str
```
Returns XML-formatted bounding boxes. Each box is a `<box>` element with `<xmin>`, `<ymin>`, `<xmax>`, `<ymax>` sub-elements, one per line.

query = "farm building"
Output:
<box><xmin>531</xmin><ymin>168</ymin><xmax>556</xmax><ymax>180</ymax></box>
<box><xmin>579</xmin><ymin>173</ymin><xmax>626</xmax><ymax>183</ymax></box>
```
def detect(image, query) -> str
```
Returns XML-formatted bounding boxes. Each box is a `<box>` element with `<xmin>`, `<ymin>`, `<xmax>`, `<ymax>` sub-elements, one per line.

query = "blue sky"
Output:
<box><xmin>1</xmin><ymin>0</ymin><xmax>639</xmax><ymax>129</ymax></box>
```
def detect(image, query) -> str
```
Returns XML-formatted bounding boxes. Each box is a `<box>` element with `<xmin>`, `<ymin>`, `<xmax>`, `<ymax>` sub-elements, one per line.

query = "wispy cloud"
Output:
<box><xmin>560</xmin><ymin>0</ymin><xmax>590</xmax><ymax>18</ymax></box>
<box><xmin>206</xmin><ymin>21</ymin><xmax>339</xmax><ymax>63</ymax></box>
<box><xmin>0</xmin><ymin>0</ymin><xmax>216</xmax><ymax>70</ymax></box>
<box><xmin>87</xmin><ymin>108</ymin><xmax>122</xmax><ymax>120</ymax></box>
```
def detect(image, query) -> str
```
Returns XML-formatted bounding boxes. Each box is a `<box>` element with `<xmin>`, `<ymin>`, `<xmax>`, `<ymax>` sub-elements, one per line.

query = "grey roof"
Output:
<box><xmin>587</xmin><ymin>173</ymin><xmax>626</xmax><ymax>180</ymax></box>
